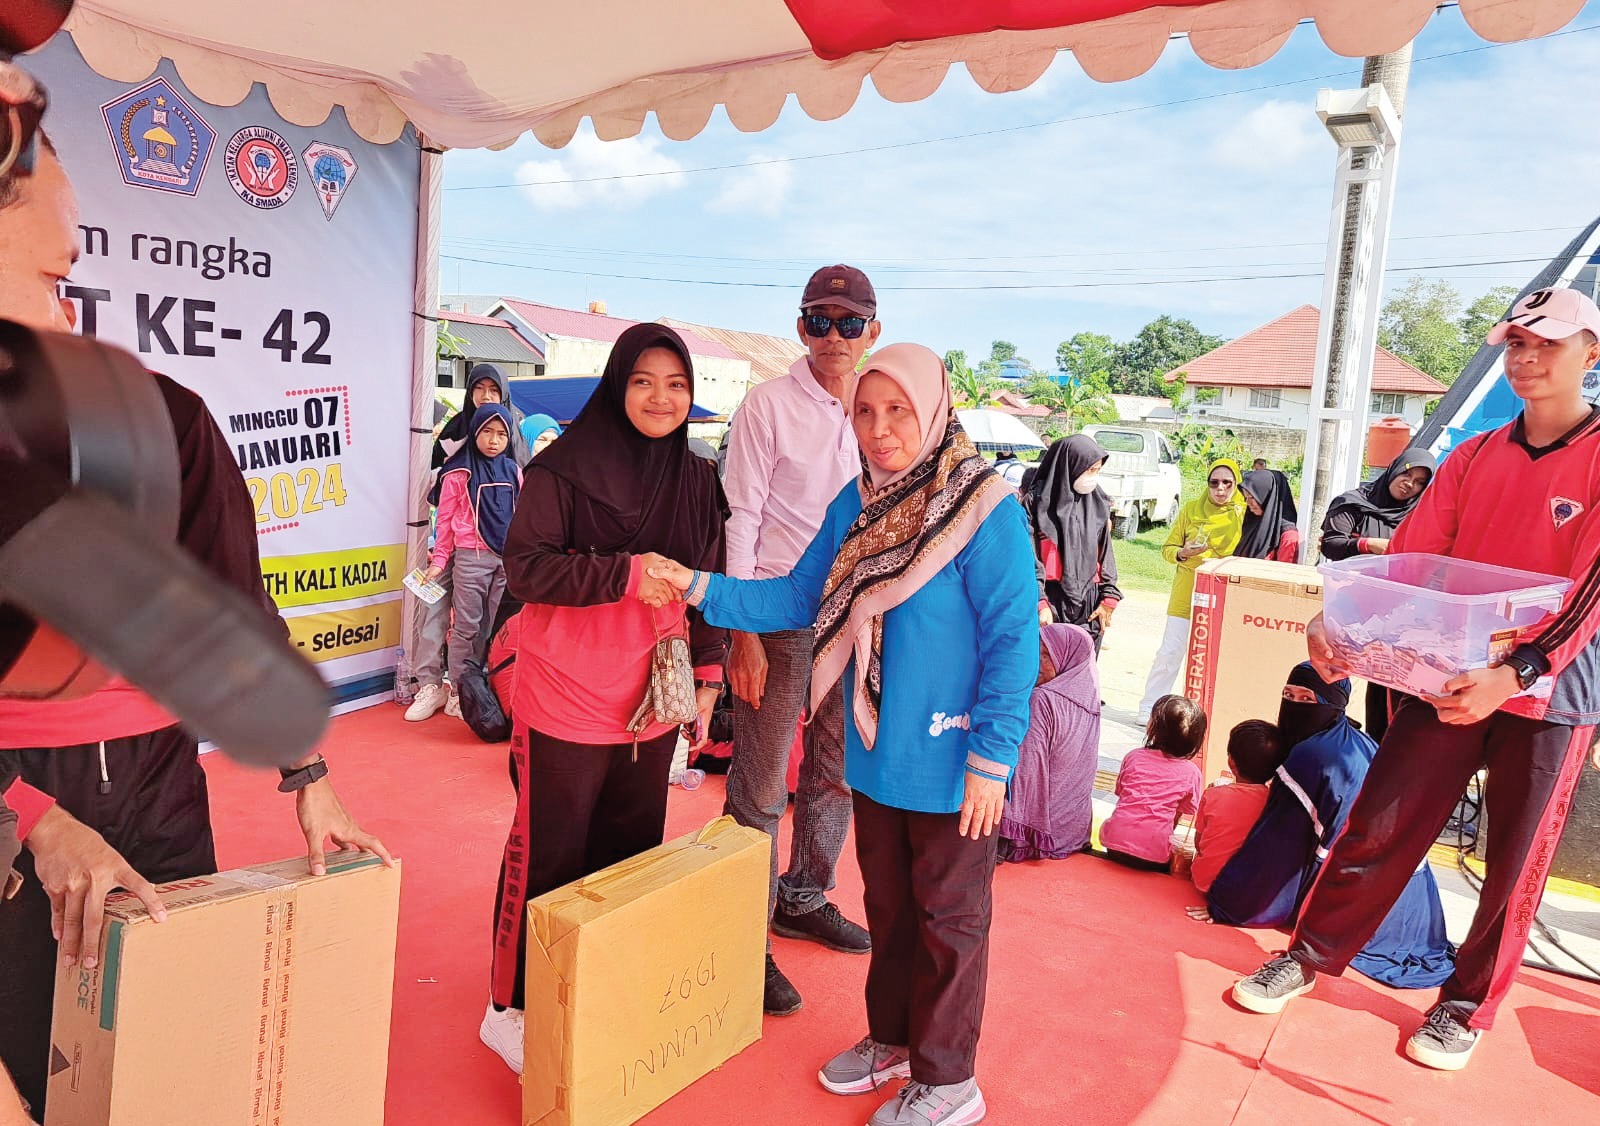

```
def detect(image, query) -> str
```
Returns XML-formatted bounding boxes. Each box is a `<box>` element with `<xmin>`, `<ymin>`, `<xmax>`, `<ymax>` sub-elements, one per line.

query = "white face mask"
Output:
<box><xmin>1072</xmin><ymin>471</ymin><xmax>1099</xmax><ymax>495</ymax></box>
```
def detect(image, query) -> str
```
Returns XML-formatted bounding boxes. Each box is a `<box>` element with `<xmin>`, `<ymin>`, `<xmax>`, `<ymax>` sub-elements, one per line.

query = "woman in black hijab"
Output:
<box><xmin>1029</xmin><ymin>434</ymin><xmax>1121</xmax><ymax>651</ymax></box>
<box><xmin>1320</xmin><ymin>448</ymin><xmax>1436</xmax><ymax>561</ymax></box>
<box><xmin>481</xmin><ymin>323</ymin><xmax>729</xmax><ymax>1073</ymax></box>
<box><xmin>1319</xmin><ymin>447</ymin><xmax>1436</xmax><ymax>740</ymax></box>
<box><xmin>1237</xmin><ymin>469</ymin><xmax>1302</xmax><ymax>562</ymax></box>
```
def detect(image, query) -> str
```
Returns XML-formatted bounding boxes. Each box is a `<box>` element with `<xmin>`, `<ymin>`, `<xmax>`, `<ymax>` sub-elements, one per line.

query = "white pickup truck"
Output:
<box><xmin>1082</xmin><ymin>425</ymin><xmax>1185</xmax><ymax>539</ymax></box>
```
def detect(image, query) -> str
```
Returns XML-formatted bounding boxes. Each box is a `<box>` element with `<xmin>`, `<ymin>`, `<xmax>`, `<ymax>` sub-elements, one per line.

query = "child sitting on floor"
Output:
<box><xmin>1100</xmin><ymin>694</ymin><xmax>1205</xmax><ymax>872</ymax></box>
<box><xmin>1191</xmin><ymin>720</ymin><xmax>1282</xmax><ymax>893</ymax></box>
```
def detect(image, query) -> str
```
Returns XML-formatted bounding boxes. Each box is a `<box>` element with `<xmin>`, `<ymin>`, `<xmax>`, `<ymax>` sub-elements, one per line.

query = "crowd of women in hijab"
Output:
<box><xmin>401</xmin><ymin>302</ymin><xmax>1452</xmax><ymax>1125</ymax></box>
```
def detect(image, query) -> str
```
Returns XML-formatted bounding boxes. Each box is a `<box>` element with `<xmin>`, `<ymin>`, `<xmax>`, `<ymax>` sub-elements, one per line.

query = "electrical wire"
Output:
<box><xmin>442</xmin><ymin>21</ymin><xmax>1599</xmax><ymax>193</ymax></box>
<box><xmin>1450</xmin><ymin>773</ymin><xmax>1600</xmax><ymax>983</ymax></box>
<box><xmin>437</xmin><ymin>251</ymin><xmax>1555</xmax><ymax>292</ymax></box>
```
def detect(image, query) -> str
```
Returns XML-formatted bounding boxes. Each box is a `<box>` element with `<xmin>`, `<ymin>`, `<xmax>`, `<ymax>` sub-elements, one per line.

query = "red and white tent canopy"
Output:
<box><xmin>62</xmin><ymin>0</ymin><xmax>1585</xmax><ymax>148</ymax></box>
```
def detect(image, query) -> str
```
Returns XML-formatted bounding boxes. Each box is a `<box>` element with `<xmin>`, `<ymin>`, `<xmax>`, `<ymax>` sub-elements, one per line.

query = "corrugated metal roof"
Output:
<box><xmin>1164</xmin><ymin>306</ymin><xmax>1448</xmax><ymax>395</ymax></box>
<box><xmin>439</xmin><ymin>314</ymin><xmax>545</xmax><ymax>364</ymax></box>
<box><xmin>496</xmin><ymin>299</ymin><xmax>742</xmax><ymax>360</ymax></box>
<box><xmin>660</xmin><ymin>318</ymin><xmax>808</xmax><ymax>384</ymax></box>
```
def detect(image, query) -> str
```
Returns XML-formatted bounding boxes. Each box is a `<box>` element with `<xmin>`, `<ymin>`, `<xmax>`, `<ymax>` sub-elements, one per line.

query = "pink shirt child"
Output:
<box><xmin>1190</xmin><ymin>780</ymin><xmax>1270</xmax><ymax>893</ymax></box>
<box><xmin>1101</xmin><ymin>746</ymin><xmax>1203</xmax><ymax>863</ymax></box>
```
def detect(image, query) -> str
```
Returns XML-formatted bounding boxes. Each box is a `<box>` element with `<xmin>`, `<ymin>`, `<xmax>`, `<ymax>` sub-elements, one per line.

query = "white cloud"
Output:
<box><xmin>515</xmin><ymin>133</ymin><xmax>685</xmax><ymax>210</ymax></box>
<box><xmin>1215</xmin><ymin>99</ymin><xmax>1323</xmax><ymax>171</ymax></box>
<box><xmin>707</xmin><ymin>160</ymin><xmax>794</xmax><ymax>217</ymax></box>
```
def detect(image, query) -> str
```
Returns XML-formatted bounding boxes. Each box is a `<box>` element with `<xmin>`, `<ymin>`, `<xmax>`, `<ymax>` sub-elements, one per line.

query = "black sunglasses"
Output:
<box><xmin>0</xmin><ymin>66</ymin><xmax>47</xmax><ymax>181</ymax></box>
<box><xmin>1207</xmin><ymin>477</ymin><xmax>1235</xmax><ymax>488</ymax></box>
<box><xmin>802</xmin><ymin>313</ymin><xmax>870</xmax><ymax>341</ymax></box>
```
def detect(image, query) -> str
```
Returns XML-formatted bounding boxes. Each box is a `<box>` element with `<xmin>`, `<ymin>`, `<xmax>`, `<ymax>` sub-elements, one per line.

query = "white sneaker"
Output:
<box><xmin>479</xmin><ymin>1002</ymin><xmax>524</xmax><ymax>1073</ymax></box>
<box><xmin>444</xmin><ymin>692</ymin><xmax>462</xmax><ymax>718</ymax></box>
<box><xmin>405</xmin><ymin>682</ymin><xmax>448</xmax><ymax>721</ymax></box>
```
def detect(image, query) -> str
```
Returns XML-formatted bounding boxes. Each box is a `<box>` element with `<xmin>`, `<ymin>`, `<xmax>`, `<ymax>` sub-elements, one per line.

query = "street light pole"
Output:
<box><xmin>1298</xmin><ymin>46</ymin><xmax>1412</xmax><ymax>552</ymax></box>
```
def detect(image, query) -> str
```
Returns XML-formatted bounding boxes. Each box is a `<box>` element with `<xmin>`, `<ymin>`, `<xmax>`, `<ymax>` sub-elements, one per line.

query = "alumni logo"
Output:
<box><xmin>303</xmin><ymin>141</ymin><xmax>358</xmax><ymax>220</ymax></box>
<box><xmin>1551</xmin><ymin>496</ymin><xmax>1584</xmax><ymax>530</ymax></box>
<box><xmin>101</xmin><ymin>78</ymin><xmax>215</xmax><ymax>196</ymax></box>
<box><xmin>224</xmin><ymin>126</ymin><xmax>299</xmax><ymax>210</ymax></box>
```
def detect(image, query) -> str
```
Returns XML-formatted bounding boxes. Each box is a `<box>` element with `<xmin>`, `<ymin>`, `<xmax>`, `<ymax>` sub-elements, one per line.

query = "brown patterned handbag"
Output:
<box><xmin>627</xmin><ymin>610</ymin><xmax>697</xmax><ymax>749</ymax></box>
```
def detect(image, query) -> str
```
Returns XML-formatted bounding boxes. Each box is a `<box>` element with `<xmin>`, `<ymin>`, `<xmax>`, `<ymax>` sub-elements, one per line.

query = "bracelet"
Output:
<box><xmin>277</xmin><ymin>755</ymin><xmax>329</xmax><ymax>793</ymax></box>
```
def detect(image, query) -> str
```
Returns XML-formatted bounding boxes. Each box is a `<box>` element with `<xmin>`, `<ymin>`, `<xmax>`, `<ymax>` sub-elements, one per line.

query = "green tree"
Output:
<box><xmin>1460</xmin><ymin>286</ymin><xmax>1519</xmax><ymax>349</ymax></box>
<box><xmin>943</xmin><ymin>349</ymin><xmax>971</xmax><ymax>380</ymax></box>
<box><xmin>1378</xmin><ymin>278</ymin><xmax>1466</xmax><ymax>384</ymax></box>
<box><xmin>1020</xmin><ymin>373</ymin><xmax>1115</xmax><ymax>428</ymax></box>
<box><xmin>1378</xmin><ymin>280</ymin><xmax>1519</xmax><ymax>386</ymax></box>
<box><xmin>951</xmin><ymin>366</ymin><xmax>1001</xmax><ymax>408</ymax></box>
<box><xmin>1056</xmin><ymin>331</ymin><xmax>1117</xmax><ymax>384</ymax></box>
<box><xmin>990</xmin><ymin>340</ymin><xmax>1018</xmax><ymax>364</ymax></box>
<box><xmin>1019</xmin><ymin>374</ymin><xmax>1069</xmax><ymax>412</ymax></box>
<box><xmin>1111</xmin><ymin>315</ymin><xmax>1223</xmax><ymax>397</ymax></box>
<box><xmin>436</xmin><ymin>322</ymin><xmax>470</xmax><ymax>361</ymax></box>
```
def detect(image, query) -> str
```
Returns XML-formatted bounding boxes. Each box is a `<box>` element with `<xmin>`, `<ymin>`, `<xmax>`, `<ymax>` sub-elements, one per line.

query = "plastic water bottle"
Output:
<box><xmin>394</xmin><ymin>648</ymin><xmax>416</xmax><ymax>705</ymax></box>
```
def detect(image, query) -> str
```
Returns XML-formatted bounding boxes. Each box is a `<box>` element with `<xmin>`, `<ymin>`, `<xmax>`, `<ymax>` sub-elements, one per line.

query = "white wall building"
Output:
<box><xmin>1167</xmin><ymin>305</ymin><xmax>1446</xmax><ymax>431</ymax></box>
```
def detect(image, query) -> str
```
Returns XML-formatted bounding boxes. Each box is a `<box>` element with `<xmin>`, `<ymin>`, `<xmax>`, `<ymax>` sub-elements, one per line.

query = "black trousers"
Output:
<box><xmin>1291</xmin><ymin>699</ymin><xmax>1592</xmax><ymax>1029</ymax></box>
<box><xmin>1043</xmin><ymin>581</ymin><xmax>1103</xmax><ymax>654</ymax></box>
<box><xmin>490</xmin><ymin>724</ymin><xmax>676</xmax><ymax>1010</ymax></box>
<box><xmin>0</xmin><ymin>725</ymin><xmax>215</xmax><ymax>1121</ymax></box>
<box><xmin>853</xmin><ymin>791</ymin><xmax>998</xmax><ymax>1086</ymax></box>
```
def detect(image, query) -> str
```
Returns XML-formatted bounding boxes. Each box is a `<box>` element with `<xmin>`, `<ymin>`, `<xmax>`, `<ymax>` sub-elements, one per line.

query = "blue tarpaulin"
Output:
<box><xmin>505</xmin><ymin>377</ymin><xmax>719</xmax><ymax>424</ymax></box>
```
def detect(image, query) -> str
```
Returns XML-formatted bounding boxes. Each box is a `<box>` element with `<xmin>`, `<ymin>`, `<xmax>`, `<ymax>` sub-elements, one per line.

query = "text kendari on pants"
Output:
<box><xmin>1290</xmin><ymin>697</ymin><xmax>1594</xmax><ymax>1029</ymax></box>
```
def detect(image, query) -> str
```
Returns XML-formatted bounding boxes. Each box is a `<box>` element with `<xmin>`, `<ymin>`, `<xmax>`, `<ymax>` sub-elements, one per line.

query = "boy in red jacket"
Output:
<box><xmin>1232</xmin><ymin>287</ymin><xmax>1600</xmax><ymax>1071</ymax></box>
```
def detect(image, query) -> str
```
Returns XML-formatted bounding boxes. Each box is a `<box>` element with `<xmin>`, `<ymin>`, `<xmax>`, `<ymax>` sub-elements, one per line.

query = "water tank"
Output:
<box><xmin>1365</xmin><ymin>416</ymin><xmax>1411</xmax><ymax>469</ymax></box>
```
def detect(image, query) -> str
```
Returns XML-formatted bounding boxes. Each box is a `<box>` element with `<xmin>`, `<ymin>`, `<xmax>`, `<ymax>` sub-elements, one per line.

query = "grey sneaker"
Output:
<box><xmin>1232</xmin><ymin>953</ymin><xmax>1315</xmax><ymax>1014</ymax></box>
<box><xmin>1405</xmin><ymin>1001</ymin><xmax>1480</xmax><ymax>1071</ymax></box>
<box><xmin>870</xmin><ymin>1079</ymin><xmax>987</xmax><ymax>1126</ymax></box>
<box><xmin>818</xmin><ymin>1036</ymin><xmax>912</xmax><ymax>1095</ymax></box>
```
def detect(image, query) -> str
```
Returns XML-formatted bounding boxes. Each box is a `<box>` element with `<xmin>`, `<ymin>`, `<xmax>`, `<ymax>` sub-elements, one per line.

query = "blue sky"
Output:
<box><xmin>439</xmin><ymin>3</ymin><xmax>1600</xmax><ymax>372</ymax></box>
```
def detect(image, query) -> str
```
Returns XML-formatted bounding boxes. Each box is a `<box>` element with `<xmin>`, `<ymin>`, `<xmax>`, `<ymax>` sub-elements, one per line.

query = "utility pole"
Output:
<box><xmin>1299</xmin><ymin>45</ymin><xmax>1413</xmax><ymax>550</ymax></box>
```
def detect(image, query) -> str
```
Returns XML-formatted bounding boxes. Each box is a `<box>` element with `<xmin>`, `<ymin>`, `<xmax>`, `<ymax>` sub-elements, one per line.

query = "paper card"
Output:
<box><xmin>402</xmin><ymin>568</ymin><xmax>446</xmax><ymax>605</ymax></box>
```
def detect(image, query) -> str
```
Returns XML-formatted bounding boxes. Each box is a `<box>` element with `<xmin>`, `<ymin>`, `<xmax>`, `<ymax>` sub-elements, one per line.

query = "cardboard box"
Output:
<box><xmin>47</xmin><ymin>850</ymin><xmax>400</xmax><ymax>1126</ymax></box>
<box><xmin>1186</xmin><ymin>557</ymin><xmax>1324</xmax><ymax>785</ymax></box>
<box><xmin>524</xmin><ymin>816</ymin><xmax>767</xmax><ymax>1126</ymax></box>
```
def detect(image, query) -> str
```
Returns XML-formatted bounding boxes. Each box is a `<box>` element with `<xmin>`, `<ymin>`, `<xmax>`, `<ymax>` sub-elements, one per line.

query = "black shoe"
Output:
<box><xmin>772</xmin><ymin>901</ymin><xmax>871</xmax><ymax>954</ymax></box>
<box><xmin>764</xmin><ymin>953</ymin><xmax>802</xmax><ymax>1016</ymax></box>
<box><xmin>1405</xmin><ymin>1001</ymin><xmax>1481</xmax><ymax>1071</ymax></box>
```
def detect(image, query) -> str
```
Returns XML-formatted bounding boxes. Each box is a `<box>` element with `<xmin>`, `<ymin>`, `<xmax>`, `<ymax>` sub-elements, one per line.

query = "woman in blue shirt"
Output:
<box><xmin>645</xmin><ymin>343</ymin><xmax>1038</xmax><ymax>1126</ymax></box>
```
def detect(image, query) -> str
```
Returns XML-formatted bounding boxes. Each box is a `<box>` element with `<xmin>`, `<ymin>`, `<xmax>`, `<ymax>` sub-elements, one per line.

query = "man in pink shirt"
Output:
<box><xmin>722</xmin><ymin>265</ymin><xmax>881</xmax><ymax>1014</ymax></box>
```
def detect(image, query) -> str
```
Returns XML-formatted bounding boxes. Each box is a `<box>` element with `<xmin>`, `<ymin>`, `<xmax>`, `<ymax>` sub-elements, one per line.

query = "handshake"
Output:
<box><xmin>636</xmin><ymin>552</ymin><xmax>694</xmax><ymax>608</ymax></box>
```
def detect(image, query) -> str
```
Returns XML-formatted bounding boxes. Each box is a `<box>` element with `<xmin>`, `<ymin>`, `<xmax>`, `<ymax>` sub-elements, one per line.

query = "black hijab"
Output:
<box><xmin>432</xmin><ymin>363</ymin><xmax>532</xmax><ymax>468</ymax></box>
<box><xmin>1277</xmin><ymin>662</ymin><xmax>1351</xmax><ymax>749</ymax></box>
<box><xmin>1029</xmin><ymin>434</ymin><xmax>1112</xmax><ymax>601</ymax></box>
<box><xmin>532</xmin><ymin>322</ymin><xmax>717</xmax><ymax>557</ymax></box>
<box><xmin>1324</xmin><ymin>447</ymin><xmax>1437</xmax><ymax>541</ymax></box>
<box><xmin>1237</xmin><ymin>469</ymin><xmax>1297</xmax><ymax>559</ymax></box>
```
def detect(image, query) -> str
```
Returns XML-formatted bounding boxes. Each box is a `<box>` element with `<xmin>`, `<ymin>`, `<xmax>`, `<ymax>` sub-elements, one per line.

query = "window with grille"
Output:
<box><xmin>1248</xmin><ymin>388</ymin><xmax>1281</xmax><ymax>410</ymax></box>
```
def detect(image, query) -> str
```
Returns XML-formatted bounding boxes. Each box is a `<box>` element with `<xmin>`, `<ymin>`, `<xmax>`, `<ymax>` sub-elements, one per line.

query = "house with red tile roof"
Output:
<box><xmin>1164</xmin><ymin>305</ymin><xmax>1447</xmax><ymax>430</ymax></box>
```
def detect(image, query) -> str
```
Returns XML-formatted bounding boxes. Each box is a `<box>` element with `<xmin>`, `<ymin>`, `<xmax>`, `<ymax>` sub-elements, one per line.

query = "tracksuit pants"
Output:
<box><xmin>853</xmin><ymin>791</ymin><xmax>998</xmax><ymax>1086</ymax></box>
<box><xmin>0</xmin><ymin>726</ymin><xmax>215</xmax><ymax>1120</ymax></box>
<box><xmin>447</xmin><ymin>550</ymin><xmax>505</xmax><ymax>691</ymax></box>
<box><xmin>1290</xmin><ymin>697</ymin><xmax>1594</xmax><ymax>1029</ymax></box>
<box><xmin>723</xmin><ymin>628</ymin><xmax>851</xmax><ymax>926</ymax></box>
<box><xmin>489</xmin><ymin>724</ymin><xmax>677</xmax><ymax>1011</ymax></box>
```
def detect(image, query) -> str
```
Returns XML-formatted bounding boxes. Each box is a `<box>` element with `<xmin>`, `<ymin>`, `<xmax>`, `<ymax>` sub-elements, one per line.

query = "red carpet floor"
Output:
<box><xmin>201</xmin><ymin>707</ymin><xmax>1600</xmax><ymax>1125</ymax></box>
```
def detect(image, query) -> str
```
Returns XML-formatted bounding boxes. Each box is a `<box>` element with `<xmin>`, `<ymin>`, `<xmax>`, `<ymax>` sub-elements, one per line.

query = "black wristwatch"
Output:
<box><xmin>1502</xmin><ymin>654</ymin><xmax>1540</xmax><ymax>692</ymax></box>
<box><xmin>695</xmin><ymin>679</ymin><xmax>725</xmax><ymax>692</ymax></box>
<box><xmin>277</xmin><ymin>755</ymin><xmax>329</xmax><ymax>793</ymax></box>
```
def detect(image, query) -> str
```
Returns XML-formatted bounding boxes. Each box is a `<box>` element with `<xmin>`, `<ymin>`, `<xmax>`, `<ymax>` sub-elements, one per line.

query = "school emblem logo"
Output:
<box><xmin>224</xmin><ymin>127</ymin><xmax>298</xmax><ymax>209</ymax></box>
<box><xmin>100</xmin><ymin>78</ymin><xmax>215</xmax><ymax>196</ymax></box>
<box><xmin>302</xmin><ymin>141</ymin><xmax>358</xmax><ymax>220</ymax></box>
<box><xmin>1551</xmin><ymin>497</ymin><xmax>1584</xmax><ymax>530</ymax></box>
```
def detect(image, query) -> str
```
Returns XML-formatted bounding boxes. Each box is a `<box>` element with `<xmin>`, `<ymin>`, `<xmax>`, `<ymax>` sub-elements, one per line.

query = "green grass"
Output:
<box><xmin>1111</xmin><ymin>521</ymin><xmax>1175</xmax><ymax>596</ymax></box>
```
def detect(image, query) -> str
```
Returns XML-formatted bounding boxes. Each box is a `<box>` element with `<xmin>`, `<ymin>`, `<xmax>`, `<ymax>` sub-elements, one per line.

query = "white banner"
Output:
<box><xmin>29</xmin><ymin>34</ymin><xmax>421</xmax><ymax>710</ymax></box>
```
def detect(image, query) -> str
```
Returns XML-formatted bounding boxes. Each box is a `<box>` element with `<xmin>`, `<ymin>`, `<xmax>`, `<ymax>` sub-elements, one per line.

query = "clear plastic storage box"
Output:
<box><xmin>1317</xmin><ymin>553</ymin><xmax>1571</xmax><ymax>697</ymax></box>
